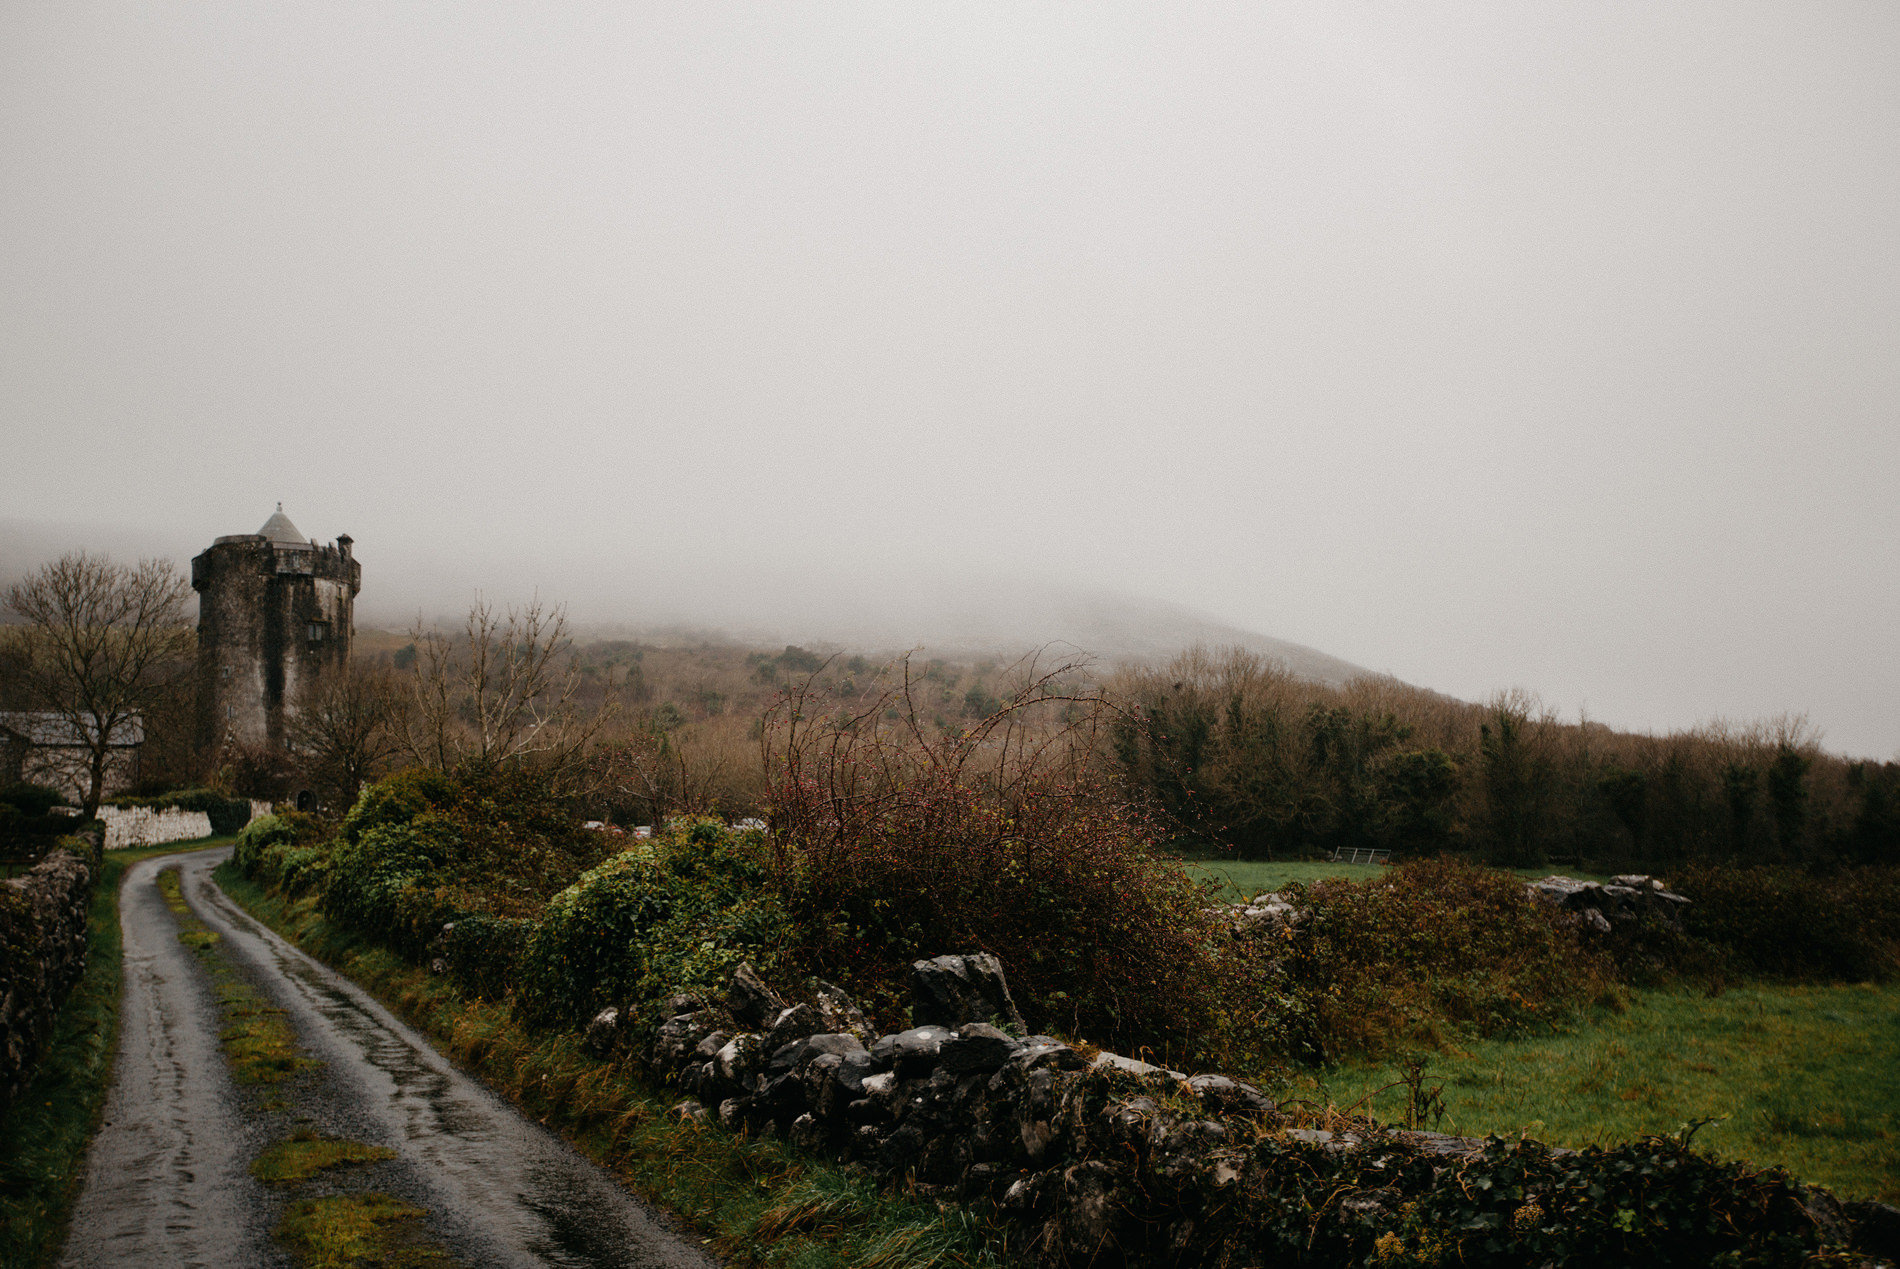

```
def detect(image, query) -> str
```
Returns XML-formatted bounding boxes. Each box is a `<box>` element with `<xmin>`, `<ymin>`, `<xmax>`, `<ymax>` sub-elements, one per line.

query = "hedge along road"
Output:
<box><xmin>62</xmin><ymin>844</ymin><xmax>719</xmax><ymax>1269</ymax></box>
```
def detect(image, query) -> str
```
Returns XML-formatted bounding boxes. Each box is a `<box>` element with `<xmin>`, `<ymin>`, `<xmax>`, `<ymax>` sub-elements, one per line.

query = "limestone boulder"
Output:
<box><xmin>582</xmin><ymin>1006</ymin><xmax>621</xmax><ymax>1056</ymax></box>
<box><xmin>909</xmin><ymin>953</ymin><xmax>1027</xmax><ymax>1033</ymax></box>
<box><xmin>726</xmin><ymin>962</ymin><xmax>786</xmax><ymax>1029</ymax></box>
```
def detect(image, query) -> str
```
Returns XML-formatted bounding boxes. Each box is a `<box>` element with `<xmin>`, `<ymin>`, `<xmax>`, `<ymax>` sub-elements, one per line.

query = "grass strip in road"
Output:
<box><xmin>156</xmin><ymin>865</ymin><xmax>317</xmax><ymax>1086</ymax></box>
<box><xmin>0</xmin><ymin>838</ymin><xmax>237</xmax><ymax>1269</ymax></box>
<box><xmin>252</xmin><ymin>1129</ymin><xmax>397</xmax><ymax>1185</ymax></box>
<box><xmin>274</xmin><ymin>1192</ymin><xmax>454</xmax><ymax>1269</ymax></box>
<box><xmin>214</xmin><ymin>863</ymin><xmax>1010</xmax><ymax>1269</ymax></box>
<box><xmin>156</xmin><ymin>867</ymin><xmax>455</xmax><ymax>1266</ymax></box>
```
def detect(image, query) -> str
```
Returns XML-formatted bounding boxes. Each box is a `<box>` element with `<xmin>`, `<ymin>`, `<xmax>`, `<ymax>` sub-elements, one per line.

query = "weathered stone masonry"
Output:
<box><xmin>191</xmin><ymin>506</ymin><xmax>359</xmax><ymax>757</ymax></box>
<box><xmin>0</xmin><ymin>842</ymin><xmax>95</xmax><ymax>1121</ymax></box>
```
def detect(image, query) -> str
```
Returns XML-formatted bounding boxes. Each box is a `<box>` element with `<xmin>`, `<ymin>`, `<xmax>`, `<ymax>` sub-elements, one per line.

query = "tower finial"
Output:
<box><xmin>277</xmin><ymin>501</ymin><xmax>283</xmax><ymax>512</ymax></box>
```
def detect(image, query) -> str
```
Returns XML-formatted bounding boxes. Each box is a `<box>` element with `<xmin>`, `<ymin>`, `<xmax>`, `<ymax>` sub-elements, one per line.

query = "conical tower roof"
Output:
<box><xmin>258</xmin><ymin>503</ymin><xmax>306</xmax><ymax>546</ymax></box>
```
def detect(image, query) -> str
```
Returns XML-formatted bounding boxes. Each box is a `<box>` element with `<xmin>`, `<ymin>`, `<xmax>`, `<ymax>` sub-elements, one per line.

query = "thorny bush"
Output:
<box><xmin>761</xmin><ymin>654</ymin><xmax>1267</xmax><ymax>1065</ymax></box>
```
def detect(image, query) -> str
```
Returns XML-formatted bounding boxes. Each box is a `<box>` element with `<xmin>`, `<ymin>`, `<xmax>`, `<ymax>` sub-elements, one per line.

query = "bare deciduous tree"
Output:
<box><xmin>397</xmin><ymin>595</ymin><xmax>614</xmax><ymax>785</ymax></box>
<box><xmin>2</xmin><ymin>553</ymin><xmax>193</xmax><ymax>817</ymax></box>
<box><xmin>761</xmin><ymin>648</ymin><xmax>1114</xmax><ymax>879</ymax></box>
<box><xmin>287</xmin><ymin>662</ymin><xmax>405</xmax><ymax>811</ymax></box>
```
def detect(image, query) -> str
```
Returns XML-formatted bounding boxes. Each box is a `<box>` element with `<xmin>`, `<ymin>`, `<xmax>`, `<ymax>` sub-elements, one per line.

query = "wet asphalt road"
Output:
<box><xmin>62</xmin><ymin>846</ymin><xmax>720</xmax><ymax>1269</ymax></box>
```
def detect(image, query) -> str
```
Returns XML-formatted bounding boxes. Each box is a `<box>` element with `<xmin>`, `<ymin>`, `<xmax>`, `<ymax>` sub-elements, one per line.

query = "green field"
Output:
<box><xmin>1184</xmin><ymin>857</ymin><xmax>1625</xmax><ymax>900</ymax></box>
<box><xmin>1300</xmin><ymin>981</ymin><xmax>1900</xmax><ymax>1202</ymax></box>
<box><xmin>1183</xmin><ymin>858</ymin><xmax>1368</xmax><ymax>899</ymax></box>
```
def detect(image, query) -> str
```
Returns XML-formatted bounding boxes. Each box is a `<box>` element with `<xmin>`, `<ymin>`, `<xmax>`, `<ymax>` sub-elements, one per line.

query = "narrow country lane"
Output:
<box><xmin>61</xmin><ymin>846</ymin><xmax>721</xmax><ymax>1269</ymax></box>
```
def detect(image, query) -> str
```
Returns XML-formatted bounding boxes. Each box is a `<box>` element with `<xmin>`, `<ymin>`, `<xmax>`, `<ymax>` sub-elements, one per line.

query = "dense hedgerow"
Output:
<box><xmin>234</xmin><ymin>773</ymin><xmax>795</xmax><ymax>1027</ymax></box>
<box><xmin>232</xmin><ymin>811</ymin><xmax>326</xmax><ymax>888</ymax></box>
<box><xmin>1673</xmin><ymin>864</ymin><xmax>1900</xmax><ymax>982</ymax></box>
<box><xmin>1266</xmin><ymin>858</ymin><xmax>1619</xmax><ymax>1061</ymax></box>
<box><xmin>0</xmin><ymin>782</ymin><xmax>66</xmax><ymax>817</ymax></box>
<box><xmin>234</xmin><ymin>765</ymin><xmax>618</xmax><ymax>967</ymax></box>
<box><xmin>1168</xmin><ymin>1127</ymin><xmax>1858</xmax><ymax>1268</ymax></box>
<box><xmin>516</xmin><ymin>818</ymin><xmax>794</xmax><ymax>1030</ymax></box>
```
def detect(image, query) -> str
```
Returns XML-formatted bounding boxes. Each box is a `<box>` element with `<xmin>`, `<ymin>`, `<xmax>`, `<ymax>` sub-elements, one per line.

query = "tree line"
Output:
<box><xmin>6</xmin><ymin>552</ymin><xmax>1894</xmax><ymax>873</ymax></box>
<box><xmin>1106</xmin><ymin>647</ymin><xmax>1900</xmax><ymax>870</ymax></box>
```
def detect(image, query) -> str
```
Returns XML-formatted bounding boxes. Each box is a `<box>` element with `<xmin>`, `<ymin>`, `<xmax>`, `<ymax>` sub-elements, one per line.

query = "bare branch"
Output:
<box><xmin>2</xmin><ymin>553</ymin><xmax>194</xmax><ymax>817</ymax></box>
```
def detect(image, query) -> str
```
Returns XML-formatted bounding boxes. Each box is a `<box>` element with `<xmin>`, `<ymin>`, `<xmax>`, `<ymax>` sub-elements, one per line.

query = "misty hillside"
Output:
<box><xmin>0</xmin><ymin>515</ymin><xmax>1372</xmax><ymax>686</ymax></box>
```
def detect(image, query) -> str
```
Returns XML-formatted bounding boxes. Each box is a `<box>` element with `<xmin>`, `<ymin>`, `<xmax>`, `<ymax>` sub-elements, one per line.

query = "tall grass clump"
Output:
<box><xmin>763</xmin><ymin>656</ymin><xmax>1261</xmax><ymax>1064</ymax></box>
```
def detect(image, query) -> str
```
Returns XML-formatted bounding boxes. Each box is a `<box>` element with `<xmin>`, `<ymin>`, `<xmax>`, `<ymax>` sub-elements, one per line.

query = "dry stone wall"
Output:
<box><xmin>589</xmin><ymin>953</ymin><xmax>1465</xmax><ymax>1264</ymax></box>
<box><xmin>96</xmin><ymin>805</ymin><xmax>215</xmax><ymax>850</ymax></box>
<box><xmin>0</xmin><ymin>845</ymin><xmax>94</xmax><ymax>1120</ymax></box>
<box><xmin>579</xmin><ymin>949</ymin><xmax>1899</xmax><ymax>1265</ymax></box>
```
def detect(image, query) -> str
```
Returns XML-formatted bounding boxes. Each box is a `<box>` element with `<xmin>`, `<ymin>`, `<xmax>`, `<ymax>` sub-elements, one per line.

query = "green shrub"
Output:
<box><xmin>234</xmin><ymin>812</ymin><xmax>297</xmax><ymax>873</ymax></box>
<box><xmin>272</xmin><ymin>845</ymin><xmax>333</xmax><ymax>895</ymax></box>
<box><xmin>338</xmin><ymin>768</ymin><xmax>459</xmax><ymax>846</ymax></box>
<box><xmin>321</xmin><ymin>816</ymin><xmax>464</xmax><ymax>956</ymax></box>
<box><xmin>0</xmin><ymin>782</ymin><xmax>66</xmax><ymax>817</ymax></box>
<box><xmin>0</xmin><ymin>805</ymin><xmax>79</xmax><ymax>846</ymax></box>
<box><xmin>441</xmin><ymin>914</ymin><xmax>536</xmax><ymax>1000</ymax></box>
<box><xmin>305</xmin><ymin>766</ymin><xmax>616</xmax><ymax>964</ymax></box>
<box><xmin>518</xmin><ymin>818</ymin><xmax>793</xmax><ymax>1030</ymax></box>
<box><xmin>234</xmin><ymin>812</ymin><xmax>329</xmax><ymax>889</ymax></box>
<box><xmin>1268</xmin><ymin>857</ymin><xmax>1617</xmax><ymax>1060</ymax></box>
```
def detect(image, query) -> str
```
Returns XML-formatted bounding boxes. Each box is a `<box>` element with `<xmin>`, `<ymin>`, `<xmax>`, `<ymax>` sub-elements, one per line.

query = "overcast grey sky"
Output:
<box><xmin>3</xmin><ymin>3</ymin><xmax>1897</xmax><ymax>757</ymax></box>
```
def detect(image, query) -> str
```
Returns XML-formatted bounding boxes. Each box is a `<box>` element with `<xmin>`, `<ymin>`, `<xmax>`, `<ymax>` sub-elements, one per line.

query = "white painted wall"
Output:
<box><xmin>97</xmin><ymin>806</ymin><xmax>214</xmax><ymax>850</ymax></box>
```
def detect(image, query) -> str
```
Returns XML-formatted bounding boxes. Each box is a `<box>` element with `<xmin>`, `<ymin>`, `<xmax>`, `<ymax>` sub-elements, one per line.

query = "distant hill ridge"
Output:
<box><xmin>1</xmin><ymin>516</ymin><xmax>1372</xmax><ymax>686</ymax></box>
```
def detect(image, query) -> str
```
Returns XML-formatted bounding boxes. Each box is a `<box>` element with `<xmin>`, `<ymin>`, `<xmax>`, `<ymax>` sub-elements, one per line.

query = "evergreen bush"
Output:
<box><xmin>516</xmin><ymin>818</ymin><xmax>792</xmax><ymax>1030</ymax></box>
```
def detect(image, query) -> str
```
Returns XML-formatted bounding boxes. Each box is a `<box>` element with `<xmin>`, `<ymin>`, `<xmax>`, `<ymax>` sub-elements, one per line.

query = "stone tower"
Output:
<box><xmin>192</xmin><ymin>505</ymin><xmax>361</xmax><ymax>757</ymax></box>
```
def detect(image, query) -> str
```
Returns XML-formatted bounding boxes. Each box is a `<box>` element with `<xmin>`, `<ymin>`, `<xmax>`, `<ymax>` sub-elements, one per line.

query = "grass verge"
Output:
<box><xmin>0</xmin><ymin>837</ymin><xmax>237</xmax><ymax>1269</ymax></box>
<box><xmin>213</xmin><ymin>864</ymin><xmax>1010</xmax><ymax>1269</ymax></box>
<box><xmin>1306</xmin><ymin>981</ymin><xmax>1900</xmax><ymax>1202</ymax></box>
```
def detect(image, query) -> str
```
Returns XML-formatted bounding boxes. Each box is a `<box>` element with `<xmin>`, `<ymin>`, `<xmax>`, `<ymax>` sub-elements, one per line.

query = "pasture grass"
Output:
<box><xmin>0</xmin><ymin>837</ymin><xmax>236</xmax><ymax>1269</ymax></box>
<box><xmin>1304</xmin><ymin>981</ymin><xmax>1900</xmax><ymax>1202</ymax></box>
<box><xmin>1186</xmin><ymin>858</ymin><xmax>1621</xmax><ymax>902</ymax></box>
<box><xmin>214</xmin><ymin>864</ymin><xmax>1010</xmax><ymax>1269</ymax></box>
<box><xmin>1184</xmin><ymin>857</ymin><xmax>1367</xmax><ymax>899</ymax></box>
